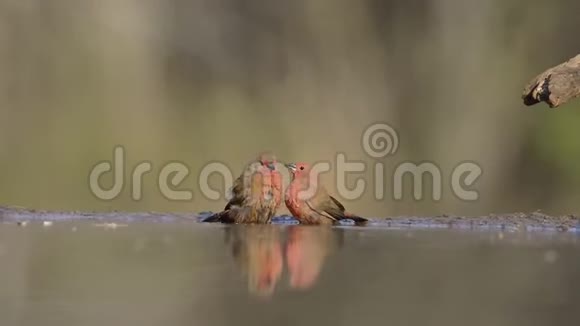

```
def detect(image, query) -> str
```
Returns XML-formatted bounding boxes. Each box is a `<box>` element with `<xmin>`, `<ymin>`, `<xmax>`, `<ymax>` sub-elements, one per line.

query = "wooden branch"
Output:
<box><xmin>522</xmin><ymin>54</ymin><xmax>580</xmax><ymax>108</ymax></box>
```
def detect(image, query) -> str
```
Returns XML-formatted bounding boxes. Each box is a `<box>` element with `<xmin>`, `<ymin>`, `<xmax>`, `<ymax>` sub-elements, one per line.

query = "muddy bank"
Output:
<box><xmin>0</xmin><ymin>206</ymin><xmax>200</xmax><ymax>224</ymax></box>
<box><xmin>0</xmin><ymin>206</ymin><xmax>578</xmax><ymax>232</ymax></box>
<box><xmin>380</xmin><ymin>212</ymin><xmax>579</xmax><ymax>232</ymax></box>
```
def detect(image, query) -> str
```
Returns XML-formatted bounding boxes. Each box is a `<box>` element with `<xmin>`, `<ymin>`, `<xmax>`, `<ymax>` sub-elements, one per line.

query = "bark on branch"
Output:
<box><xmin>522</xmin><ymin>54</ymin><xmax>580</xmax><ymax>108</ymax></box>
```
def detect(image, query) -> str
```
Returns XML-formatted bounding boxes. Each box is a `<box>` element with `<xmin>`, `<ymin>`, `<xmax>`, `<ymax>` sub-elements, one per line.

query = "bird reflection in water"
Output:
<box><xmin>225</xmin><ymin>225</ymin><xmax>342</xmax><ymax>296</ymax></box>
<box><xmin>286</xmin><ymin>226</ymin><xmax>339</xmax><ymax>290</ymax></box>
<box><xmin>226</xmin><ymin>225</ymin><xmax>284</xmax><ymax>296</ymax></box>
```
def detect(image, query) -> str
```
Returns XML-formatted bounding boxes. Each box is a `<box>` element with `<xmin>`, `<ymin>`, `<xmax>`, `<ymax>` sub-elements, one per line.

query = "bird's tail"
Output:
<box><xmin>202</xmin><ymin>210</ymin><xmax>235</xmax><ymax>223</ymax></box>
<box><xmin>345</xmin><ymin>213</ymin><xmax>369</xmax><ymax>226</ymax></box>
<box><xmin>202</xmin><ymin>212</ymin><xmax>222</xmax><ymax>223</ymax></box>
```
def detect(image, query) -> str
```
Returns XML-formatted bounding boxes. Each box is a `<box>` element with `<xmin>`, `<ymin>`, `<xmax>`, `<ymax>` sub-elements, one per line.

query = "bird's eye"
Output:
<box><xmin>299</xmin><ymin>166</ymin><xmax>304</xmax><ymax>170</ymax></box>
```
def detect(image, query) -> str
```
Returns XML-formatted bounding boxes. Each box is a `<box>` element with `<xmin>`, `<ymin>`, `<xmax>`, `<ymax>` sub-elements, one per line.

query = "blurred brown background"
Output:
<box><xmin>1</xmin><ymin>0</ymin><xmax>580</xmax><ymax>216</ymax></box>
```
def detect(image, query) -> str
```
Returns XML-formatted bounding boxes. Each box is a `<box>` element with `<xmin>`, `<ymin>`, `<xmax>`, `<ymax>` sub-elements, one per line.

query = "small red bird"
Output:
<box><xmin>204</xmin><ymin>153</ymin><xmax>282</xmax><ymax>224</ymax></box>
<box><xmin>284</xmin><ymin>162</ymin><xmax>368</xmax><ymax>226</ymax></box>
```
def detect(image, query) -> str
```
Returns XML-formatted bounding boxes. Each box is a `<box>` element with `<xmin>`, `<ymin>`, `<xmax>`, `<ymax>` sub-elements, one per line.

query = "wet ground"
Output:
<box><xmin>1</xmin><ymin>207</ymin><xmax>579</xmax><ymax>325</ymax></box>
<box><xmin>2</xmin><ymin>206</ymin><xmax>579</xmax><ymax>232</ymax></box>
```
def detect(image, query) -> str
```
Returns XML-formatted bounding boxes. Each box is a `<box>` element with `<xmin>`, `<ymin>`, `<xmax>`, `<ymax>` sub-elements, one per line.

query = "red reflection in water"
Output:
<box><xmin>227</xmin><ymin>225</ymin><xmax>338</xmax><ymax>296</ymax></box>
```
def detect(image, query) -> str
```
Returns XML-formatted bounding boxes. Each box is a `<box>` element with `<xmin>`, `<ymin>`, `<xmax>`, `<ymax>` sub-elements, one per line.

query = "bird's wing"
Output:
<box><xmin>305</xmin><ymin>200</ymin><xmax>338</xmax><ymax>221</ymax></box>
<box><xmin>248</xmin><ymin>169</ymin><xmax>265</xmax><ymax>206</ymax></box>
<box><xmin>310</xmin><ymin>193</ymin><xmax>355</xmax><ymax>221</ymax></box>
<box><xmin>307</xmin><ymin>189</ymin><xmax>368</xmax><ymax>226</ymax></box>
<box><xmin>329</xmin><ymin>196</ymin><xmax>346</xmax><ymax>212</ymax></box>
<box><xmin>300</xmin><ymin>186</ymin><xmax>339</xmax><ymax>221</ymax></box>
<box><xmin>228</xmin><ymin>160</ymin><xmax>267</xmax><ymax>207</ymax></box>
<box><xmin>225</xmin><ymin>175</ymin><xmax>244</xmax><ymax>210</ymax></box>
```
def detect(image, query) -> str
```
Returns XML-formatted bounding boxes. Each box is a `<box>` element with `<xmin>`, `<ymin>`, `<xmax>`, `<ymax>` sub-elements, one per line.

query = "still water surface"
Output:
<box><xmin>0</xmin><ymin>222</ymin><xmax>578</xmax><ymax>326</ymax></box>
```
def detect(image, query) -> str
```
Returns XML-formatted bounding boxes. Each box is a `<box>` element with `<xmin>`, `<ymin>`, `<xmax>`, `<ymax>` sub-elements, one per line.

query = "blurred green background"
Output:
<box><xmin>1</xmin><ymin>0</ymin><xmax>580</xmax><ymax>216</ymax></box>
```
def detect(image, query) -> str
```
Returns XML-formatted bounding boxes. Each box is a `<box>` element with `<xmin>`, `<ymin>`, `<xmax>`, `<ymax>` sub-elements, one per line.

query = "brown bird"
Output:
<box><xmin>204</xmin><ymin>153</ymin><xmax>282</xmax><ymax>224</ymax></box>
<box><xmin>284</xmin><ymin>162</ymin><xmax>368</xmax><ymax>226</ymax></box>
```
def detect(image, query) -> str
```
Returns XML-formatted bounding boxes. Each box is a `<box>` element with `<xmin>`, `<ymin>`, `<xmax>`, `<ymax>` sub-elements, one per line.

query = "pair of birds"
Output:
<box><xmin>204</xmin><ymin>153</ymin><xmax>368</xmax><ymax>226</ymax></box>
